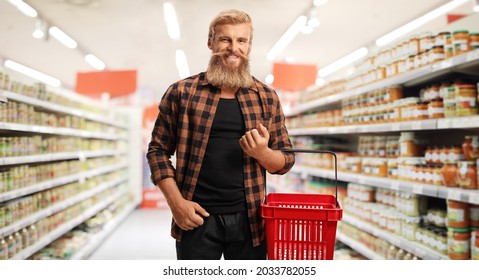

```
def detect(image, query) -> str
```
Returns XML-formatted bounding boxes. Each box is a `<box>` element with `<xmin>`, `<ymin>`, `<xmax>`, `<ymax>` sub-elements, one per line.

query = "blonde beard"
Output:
<box><xmin>206</xmin><ymin>54</ymin><xmax>254</xmax><ymax>88</ymax></box>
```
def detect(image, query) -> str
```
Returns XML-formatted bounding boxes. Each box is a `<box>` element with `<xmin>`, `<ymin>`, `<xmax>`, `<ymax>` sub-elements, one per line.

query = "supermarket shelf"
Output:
<box><xmin>286</xmin><ymin>49</ymin><xmax>479</xmax><ymax>117</ymax></box>
<box><xmin>0</xmin><ymin>121</ymin><xmax>126</xmax><ymax>140</ymax></box>
<box><xmin>336</xmin><ymin>232</ymin><xmax>385</xmax><ymax>260</ymax></box>
<box><xmin>342</xmin><ymin>215</ymin><xmax>448</xmax><ymax>260</ymax></box>
<box><xmin>11</xmin><ymin>188</ymin><xmax>130</xmax><ymax>260</ymax></box>
<box><xmin>0</xmin><ymin>150</ymin><xmax>126</xmax><ymax>166</ymax></box>
<box><xmin>2</xmin><ymin>90</ymin><xmax>128</xmax><ymax>129</ymax></box>
<box><xmin>291</xmin><ymin>165</ymin><xmax>479</xmax><ymax>204</ymax></box>
<box><xmin>0</xmin><ymin>162</ymin><xmax>128</xmax><ymax>203</ymax></box>
<box><xmin>0</xmin><ymin>175</ymin><xmax>127</xmax><ymax>238</ymax></box>
<box><xmin>69</xmin><ymin>202</ymin><xmax>137</xmax><ymax>260</ymax></box>
<box><xmin>289</xmin><ymin>116</ymin><xmax>479</xmax><ymax>136</ymax></box>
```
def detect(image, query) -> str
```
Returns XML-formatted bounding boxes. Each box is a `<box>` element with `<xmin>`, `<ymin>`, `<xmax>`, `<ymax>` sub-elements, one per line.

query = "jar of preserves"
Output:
<box><xmin>444</xmin><ymin>86</ymin><xmax>457</xmax><ymax>118</ymax></box>
<box><xmin>453</xmin><ymin>29</ymin><xmax>470</xmax><ymax>56</ymax></box>
<box><xmin>457</xmin><ymin>161</ymin><xmax>477</xmax><ymax>189</ymax></box>
<box><xmin>456</xmin><ymin>84</ymin><xmax>478</xmax><ymax>116</ymax></box>
<box><xmin>427</xmin><ymin>97</ymin><xmax>445</xmax><ymax>118</ymax></box>
<box><xmin>442</xmin><ymin>161</ymin><xmax>458</xmax><ymax>187</ymax></box>
<box><xmin>399</xmin><ymin>132</ymin><xmax>425</xmax><ymax>157</ymax></box>
<box><xmin>414</xmin><ymin>101</ymin><xmax>429</xmax><ymax>119</ymax></box>
<box><xmin>470</xmin><ymin>205</ymin><xmax>479</xmax><ymax>228</ymax></box>
<box><xmin>448</xmin><ymin>227</ymin><xmax>470</xmax><ymax>260</ymax></box>
<box><xmin>436</xmin><ymin>31</ymin><xmax>451</xmax><ymax>47</ymax></box>
<box><xmin>470</xmin><ymin>32</ymin><xmax>479</xmax><ymax>50</ymax></box>
<box><xmin>447</xmin><ymin>200</ymin><xmax>470</xmax><ymax>228</ymax></box>
<box><xmin>445</xmin><ymin>34</ymin><xmax>454</xmax><ymax>59</ymax></box>
<box><xmin>462</xmin><ymin>135</ymin><xmax>479</xmax><ymax>160</ymax></box>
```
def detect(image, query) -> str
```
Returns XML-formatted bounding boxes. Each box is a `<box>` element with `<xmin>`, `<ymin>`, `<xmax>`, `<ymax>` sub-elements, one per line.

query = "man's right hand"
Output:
<box><xmin>169</xmin><ymin>198</ymin><xmax>210</xmax><ymax>231</ymax></box>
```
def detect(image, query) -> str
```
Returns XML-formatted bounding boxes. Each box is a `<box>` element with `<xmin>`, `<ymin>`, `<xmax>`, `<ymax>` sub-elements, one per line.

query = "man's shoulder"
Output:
<box><xmin>171</xmin><ymin>72</ymin><xmax>205</xmax><ymax>87</ymax></box>
<box><xmin>251</xmin><ymin>76</ymin><xmax>278</xmax><ymax>97</ymax></box>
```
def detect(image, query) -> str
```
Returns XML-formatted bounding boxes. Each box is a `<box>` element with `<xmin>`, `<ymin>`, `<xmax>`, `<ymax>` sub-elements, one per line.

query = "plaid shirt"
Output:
<box><xmin>146</xmin><ymin>72</ymin><xmax>295</xmax><ymax>246</ymax></box>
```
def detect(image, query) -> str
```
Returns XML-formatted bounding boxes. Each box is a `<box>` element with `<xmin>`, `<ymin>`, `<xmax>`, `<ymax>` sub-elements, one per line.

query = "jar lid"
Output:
<box><xmin>457</xmin><ymin>84</ymin><xmax>476</xmax><ymax>88</ymax></box>
<box><xmin>438</xmin><ymin>31</ymin><xmax>451</xmax><ymax>35</ymax></box>
<box><xmin>453</xmin><ymin>29</ymin><xmax>469</xmax><ymax>34</ymax></box>
<box><xmin>447</xmin><ymin>227</ymin><xmax>470</xmax><ymax>232</ymax></box>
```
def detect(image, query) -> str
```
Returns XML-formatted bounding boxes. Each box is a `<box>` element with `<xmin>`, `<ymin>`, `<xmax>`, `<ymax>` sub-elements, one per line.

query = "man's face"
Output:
<box><xmin>208</xmin><ymin>23</ymin><xmax>251</xmax><ymax>68</ymax></box>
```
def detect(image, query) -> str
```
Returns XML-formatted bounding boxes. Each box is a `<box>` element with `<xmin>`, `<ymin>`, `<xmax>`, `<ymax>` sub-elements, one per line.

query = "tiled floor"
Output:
<box><xmin>88</xmin><ymin>208</ymin><xmax>176</xmax><ymax>260</ymax></box>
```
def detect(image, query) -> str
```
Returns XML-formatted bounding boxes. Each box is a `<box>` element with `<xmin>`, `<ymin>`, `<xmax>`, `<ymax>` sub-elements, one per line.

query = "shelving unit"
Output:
<box><xmin>0</xmin><ymin>71</ymin><xmax>142</xmax><ymax>260</ymax></box>
<box><xmin>282</xmin><ymin>43</ymin><xmax>479</xmax><ymax>259</ymax></box>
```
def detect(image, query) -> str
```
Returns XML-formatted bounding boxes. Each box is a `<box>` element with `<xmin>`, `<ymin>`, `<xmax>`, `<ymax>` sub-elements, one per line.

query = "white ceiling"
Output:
<box><xmin>0</xmin><ymin>0</ymin><xmax>477</xmax><ymax>104</ymax></box>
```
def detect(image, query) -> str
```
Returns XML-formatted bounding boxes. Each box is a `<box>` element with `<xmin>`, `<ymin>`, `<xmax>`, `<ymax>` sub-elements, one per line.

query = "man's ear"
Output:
<box><xmin>207</xmin><ymin>38</ymin><xmax>213</xmax><ymax>50</ymax></box>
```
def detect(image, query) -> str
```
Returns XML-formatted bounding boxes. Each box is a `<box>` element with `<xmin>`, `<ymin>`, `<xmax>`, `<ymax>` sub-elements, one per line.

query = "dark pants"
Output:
<box><xmin>176</xmin><ymin>212</ymin><xmax>266</xmax><ymax>260</ymax></box>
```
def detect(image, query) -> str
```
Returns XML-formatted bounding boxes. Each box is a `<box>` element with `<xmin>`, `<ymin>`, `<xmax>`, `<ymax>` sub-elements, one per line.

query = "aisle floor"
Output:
<box><xmin>88</xmin><ymin>208</ymin><xmax>176</xmax><ymax>260</ymax></box>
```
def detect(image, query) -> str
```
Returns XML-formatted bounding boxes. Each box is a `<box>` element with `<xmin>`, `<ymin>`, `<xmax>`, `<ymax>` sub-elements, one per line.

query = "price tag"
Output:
<box><xmin>411</xmin><ymin>121</ymin><xmax>422</xmax><ymax>130</ymax></box>
<box><xmin>391</xmin><ymin>181</ymin><xmax>400</xmax><ymax>191</ymax></box>
<box><xmin>437</xmin><ymin>119</ymin><xmax>451</xmax><ymax>129</ymax></box>
<box><xmin>78</xmin><ymin>152</ymin><xmax>86</xmax><ymax>162</ymax></box>
<box><xmin>392</xmin><ymin>123</ymin><xmax>401</xmax><ymax>131</ymax></box>
<box><xmin>79</xmin><ymin>176</ymin><xmax>86</xmax><ymax>184</ymax></box>
<box><xmin>0</xmin><ymin>90</ymin><xmax>7</xmax><ymax>103</ymax></box>
<box><xmin>447</xmin><ymin>189</ymin><xmax>462</xmax><ymax>201</ymax></box>
<box><xmin>468</xmin><ymin>193</ymin><xmax>479</xmax><ymax>205</ymax></box>
<box><xmin>412</xmin><ymin>184</ymin><xmax>424</xmax><ymax>194</ymax></box>
<box><xmin>466</xmin><ymin>49</ymin><xmax>479</xmax><ymax>62</ymax></box>
<box><xmin>358</xmin><ymin>177</ymin><xmax>366</xmax><ymax>185</ymax></box>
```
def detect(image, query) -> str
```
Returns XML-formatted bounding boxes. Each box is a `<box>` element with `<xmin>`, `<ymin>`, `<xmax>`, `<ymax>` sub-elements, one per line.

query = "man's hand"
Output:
<box><xmin>239</xmin><ymin>123</ymin><xmax>270</xmax><ymax>160</ymax></box>
<box><xmin>169</xmin><ymin>197</ymin><xmax>209</xmax><ymax>231</ymax></box>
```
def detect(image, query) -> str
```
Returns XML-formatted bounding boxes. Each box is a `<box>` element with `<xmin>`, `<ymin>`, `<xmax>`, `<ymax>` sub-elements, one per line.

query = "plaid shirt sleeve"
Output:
<box><xmin>146</xmin><ymin>83</ymin><xmax>179</xmax><ymax>185</ymax></box>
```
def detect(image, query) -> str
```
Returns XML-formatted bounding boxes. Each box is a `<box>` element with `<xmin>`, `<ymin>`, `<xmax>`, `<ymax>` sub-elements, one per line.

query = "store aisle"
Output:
<box><xmin>88</xmin><ymin>208</ymin><xmax>176</xmax><ymax>260</ymax></box>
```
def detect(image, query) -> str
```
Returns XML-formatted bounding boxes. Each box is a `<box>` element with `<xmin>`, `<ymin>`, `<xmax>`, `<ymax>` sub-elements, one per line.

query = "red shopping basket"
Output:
<box><xmin>261</xmin><ymin>149</ymin><xmax>343</xmax><ymax>260</ymax></box>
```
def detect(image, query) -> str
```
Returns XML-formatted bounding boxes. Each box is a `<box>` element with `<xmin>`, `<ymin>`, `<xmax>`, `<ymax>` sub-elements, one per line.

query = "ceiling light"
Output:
<box><xmin>474</xmin><ymin>0</ymin><xmax>479</xmax><ymax>12</ymax></box>
<box><xmin>175</xmin><ymin>49</ymin><xmax>190</xmax><ymax>79</ymax></box>
<box><xmin>315</xmin><ymin>77</ymin><xmax>325</xmax><ymax>87</ymax></box>
<box><xmin>265</xmin><ymin>74</ymin><xmax>274</xmax><ymax>85</ymax></box>
<box><xmin>318</xmin><ymin>47</ymin><xmax>368</xmax><ymax>78</ymax></box>
<box><xmin>313</xmin><ymin>0</ymin><xmax>328</xmax><ymax>6</ymax></box>
<box><xmin>4</xmin><ymin>59</ymin><xmax>61</xmax><ymax>87</ymax></box>
<box><xmin>163</xmin><ymin>2</ymin><xmax>181</xmax><ymax>40</ymax></box>
<box><xmin>376</xmin><ymin>0</ymin><xmax>469</xmax><ymax>47</ymax></box>
<box><xmin>267</xmin><ymin>15</ymin><xmax>307</xmax><ymax>61</ymax></box>
<box><xmin>7</xmin><ymin>0</ymin><xmax>38</xmax><ymax>17</ymax></box>
<box><xmin>85</xmin><ymin>54</ymin><xmax>106</xmax><ymax>70</ymax></box>
<box><xmin>32</xmin><ymin>18</ymin><xmax>47</xmax><ymax>39</ymax></box>
<box><xmin>49</xmin><ymin>26</ymin><xmax>78</xmax><ymax>48</ymax></box>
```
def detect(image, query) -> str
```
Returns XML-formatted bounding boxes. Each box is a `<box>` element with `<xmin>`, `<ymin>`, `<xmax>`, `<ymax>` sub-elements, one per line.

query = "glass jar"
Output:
<box><xmin>470</xmin><ymin>32</ymin><xmax>479</xmax><ymax>50</ymax></box>
<box><xmin>414</xmin><ymin>101</ymin><xmax>429</xmax><ymax>119</ymax></box>
<box><xmin>456</xmin><ymin>84</ymin><xmax>478</xmax><ymax>117</ymax></box>
<box><xmin>444</xmin><ymin>86</ymin><xmax>457</xmax><ymax>118</ymax></box>
<box><xmin>457</xmin><ymin>161</ymin><xmax>477</xmax><ymax>189</ymax></box>
<box><xmin>448</xmin><ymin>227</ymin><xmax>470</xmax><ymax>260</ymax></box>
<box><xmin>447</xmin><ymin>200</ymin><xmax>470</xmax><ymax>228</ymax></box>
<box><xmin>445</xmin><ymin>34</ymin><xmax>454</xmax><ymax>59</ymax></box>
<box><xmin>453</xmin><ymin>29</ymin><xmax>470</xmax><ymax>56</ymax></box>
<box><xmin>442</xmin><ymin>161</ymin><xmax>458</xmax><ymax>187</ymax></box>
<box><xmin>399</xmin><ymin>132</ymin><xmax>424</xmax><ymax>157</ymax></box>
<box><xmin>462</xmin><ymin>136</ymin><xmax>479</xmax><ymax>160</ymax></box>
<box><xmin>470</xmin><ymin>205</ymin><xmax>479</xmax><ymax>228</ymax></box>
<box><xmin>427</xmin><ymin>98</ymin><xmax>444</xmax><ymax>118</ymax></box>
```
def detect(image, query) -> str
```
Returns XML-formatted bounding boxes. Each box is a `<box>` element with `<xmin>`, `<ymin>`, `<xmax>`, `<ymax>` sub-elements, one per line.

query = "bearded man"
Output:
<box><xmin>146</xmin><ymin>9</ymin><xmax>295</xmax><ymax>260</ymax></box>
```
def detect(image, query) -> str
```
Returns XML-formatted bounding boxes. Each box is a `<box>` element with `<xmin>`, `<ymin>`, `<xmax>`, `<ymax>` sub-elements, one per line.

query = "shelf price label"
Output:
<box><xmin>447</xmin><ymin>189</ymin><xmax>462</xmax><ymax>201</ymax></box>
<box><xmin>411</xmin><ymin>121</ymin><xmax>422</xmax><ymax>130</ymax></box>
<box><xmin>391</xmin><ymin>181</ymin><xmax>400</xmax><ymax>191</ymax></box>
<box><xmin>0</xmin><ymin>90</ymin><xmax>7</xmax><ymax>103</ymax></box>
<box><xmin>466</xmin><ymin>49</ymin><xmax>479</xmax><ymax>62</ymax></box>
<box><xmin>469</xmin><ymin>193</ymin><xmax>479</xmax><ymax>205</ymax></box>
<box><xmin>412</xmin><ymin>184</ymin><xmax>424</xmax><ymax>194</ymax></box>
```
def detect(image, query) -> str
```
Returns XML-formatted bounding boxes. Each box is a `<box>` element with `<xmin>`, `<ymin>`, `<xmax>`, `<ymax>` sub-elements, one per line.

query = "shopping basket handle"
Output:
<box><xmin>280</xmin><ymin>149</ymin><xmax>339</xmax><ymax>208</ymax></box>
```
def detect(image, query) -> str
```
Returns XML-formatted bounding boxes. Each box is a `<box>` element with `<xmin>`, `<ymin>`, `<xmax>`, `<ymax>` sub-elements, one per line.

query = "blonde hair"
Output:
<box><xmin>208</xmin><ymin>9</ymin><xmax>253</xmax><ymax>43</ymax></box>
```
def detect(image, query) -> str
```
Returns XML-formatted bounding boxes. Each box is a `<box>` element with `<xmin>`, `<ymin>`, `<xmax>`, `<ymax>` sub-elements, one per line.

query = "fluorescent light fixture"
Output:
<box><xmin>32</xmin><ymin>18</ymin><xmax>47</xmax><ymax>39</ymax></box>
<box><xmin>315</xmin><ymin>77</ymin><xmax>325</xmax><ymax>87</ymax></box>
<box><xmin>318</xmin><ymin>47</ymin><xmax>368</xmax><ymax>78</ymax></box>
<box><xmin>85</xmin><ymin>54</ymin><xmax>106</xmax><ymax>70</ymax></box>
<box><xmin>163</xmin><ymin>2</ymin><xmax>181</xmax><ymax>40</ymax></box>
<box><xmin>49</xmin><ymin>26</ymin><xmax>78</xmax><ymax>48</ymax></box>
<box><xmin>313</xmin><ymin>0</ymin><xmax>328</xmax><ymax>7</ymax></box>
<box><xmin>376</xmin><ymin>0</ymin><xmax>469</xmax><ymax>47</ymax></box>
<box><xmin>7</xmin><ymin>0</ymin><xmax>37</xmax><ymax>17</ymax></box>
<box><xmin>175</xmin><ymin>49</ymin><xmax>190</xmax><ymax>79</ymax></box>
<box><xmin>265</xmin><ymin>74</ymin><xmax>274</xmax><ymax>85</ymax></box>
<box><xmin>474</xmin><ymin>0</ymin><xmax>479</xmax><ymax>12</ymax></box>
<box><xmin>4</xmin><ymin>59</ymin><xmax>61</xmax><ymax>87</ymax></box>
<box><xmin>267</xmin><ymin>15</ymin><xmax>307</xmax><ymax>61</ymax></box>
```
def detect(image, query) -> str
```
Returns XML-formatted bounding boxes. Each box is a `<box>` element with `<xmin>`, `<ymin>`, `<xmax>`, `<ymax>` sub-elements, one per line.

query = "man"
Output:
<box><xmin>146</xmin><ymin>9</ymin><xmax>295</xmax><ymax>260</ymax></box>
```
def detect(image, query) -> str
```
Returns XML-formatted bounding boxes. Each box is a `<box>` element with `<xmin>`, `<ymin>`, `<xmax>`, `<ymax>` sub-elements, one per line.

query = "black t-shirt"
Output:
<box><xmin>193</xmin><ymin>97</ymin><xmax>246</xmax><ymax>214</ymax></box>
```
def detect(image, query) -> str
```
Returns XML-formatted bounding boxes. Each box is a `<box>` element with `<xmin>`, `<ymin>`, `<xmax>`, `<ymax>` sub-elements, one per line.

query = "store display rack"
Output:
<box><xmin>283</xmin><ymin>44</ymin><xmax>479</xmax><ymax>260</ymax></box>
<box><xmin>0</xmin><ymin>71</ymin><xmax>141</xmax><ymax>260</ymax></box>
